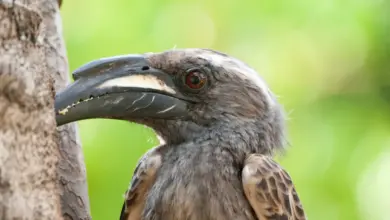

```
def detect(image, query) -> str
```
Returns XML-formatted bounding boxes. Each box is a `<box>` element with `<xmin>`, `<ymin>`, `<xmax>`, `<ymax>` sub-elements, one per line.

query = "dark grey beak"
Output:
<box><xmin>55</xmin><ymin>54</ymin><xmax>190</xmax><ymax>126</ymax></box>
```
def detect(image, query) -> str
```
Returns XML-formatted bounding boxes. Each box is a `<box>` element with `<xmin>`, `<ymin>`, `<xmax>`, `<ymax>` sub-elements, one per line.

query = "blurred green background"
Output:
<box><xmin>61</xmin><ymin>0</ymin><xmax>390</xmax><ymax>219</ymax></box>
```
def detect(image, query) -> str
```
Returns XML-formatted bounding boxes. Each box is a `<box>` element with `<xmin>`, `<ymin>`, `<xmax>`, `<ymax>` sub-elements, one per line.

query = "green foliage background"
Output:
<box><xmin>61</xmin><ymin>1</ymin><xmax>390</xmax><ymax>219</ymax></box>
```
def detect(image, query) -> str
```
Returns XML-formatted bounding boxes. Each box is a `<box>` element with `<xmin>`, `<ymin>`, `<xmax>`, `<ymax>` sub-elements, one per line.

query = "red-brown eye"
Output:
<box><xmin>184</xmin><ymin>70</ymin><xmax>207</xmax><ymax>90</ymax></box>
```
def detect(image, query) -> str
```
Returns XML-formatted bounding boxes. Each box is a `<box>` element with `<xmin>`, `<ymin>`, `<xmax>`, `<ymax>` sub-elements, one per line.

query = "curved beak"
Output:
<box><xmin>55</xmin><ymin>54</ymin><xmax>190</xmax><ymax>126</ymax></box>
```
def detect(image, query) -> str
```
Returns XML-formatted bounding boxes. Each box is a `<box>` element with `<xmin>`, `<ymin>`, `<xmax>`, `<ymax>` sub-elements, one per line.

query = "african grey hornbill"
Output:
<box><xmin>55</xmin><ymin>48</ymin><xmax>306</xmax><ymax>220</ymax></box>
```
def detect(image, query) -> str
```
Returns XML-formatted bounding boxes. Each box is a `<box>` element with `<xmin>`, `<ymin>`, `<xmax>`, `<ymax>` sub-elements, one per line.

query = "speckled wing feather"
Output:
<box><xmin>242</xmin><ymin>154</ymin><xmax>306</xmax><ymax>220</ymax></box>
<box><xmin>120</xmin><ymin>147</ymin><xmax>163</xmax><ymax>220</ymax></box>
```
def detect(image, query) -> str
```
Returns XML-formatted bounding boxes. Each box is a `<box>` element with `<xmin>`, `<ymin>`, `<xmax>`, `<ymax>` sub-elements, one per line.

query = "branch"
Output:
<box><xmin>36</xmin><ymin>0</ymin><xmax>92</xmax><ymax>219</ymax></box>
<box><xmin>0</xmin><ymin>0</ymin><xmax>61</xmax><ymax>219</ymax></box>
<box><xmin>0</xmin><ymin>0</ymin><xmax>91</xmax><ymax>219</ymax></box>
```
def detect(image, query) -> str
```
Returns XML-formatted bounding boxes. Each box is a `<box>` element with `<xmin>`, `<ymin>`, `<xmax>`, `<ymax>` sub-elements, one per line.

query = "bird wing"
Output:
<box><xmin>120</xmin><ymin>146</ymin><xmax>163</xmax><ymax>220</ymax></box>
<box><xmin>242</xmin><ymin>154</ymin><xmax>306</xmax><ymax>220</ymax></box>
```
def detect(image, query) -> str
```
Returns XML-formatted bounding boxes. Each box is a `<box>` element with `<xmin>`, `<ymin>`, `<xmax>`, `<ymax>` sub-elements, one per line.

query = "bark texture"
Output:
<box><xmin>0</xmin><ymin>0</ymin><xmax>91</xmax><ymax>219</ymax></box>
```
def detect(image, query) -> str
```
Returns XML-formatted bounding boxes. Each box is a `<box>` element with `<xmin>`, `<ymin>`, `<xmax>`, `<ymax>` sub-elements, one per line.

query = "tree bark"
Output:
<box><xmin>0</xmin><ymin>0</ymin><xmax>91</xmax><ymax>219</ymax></box>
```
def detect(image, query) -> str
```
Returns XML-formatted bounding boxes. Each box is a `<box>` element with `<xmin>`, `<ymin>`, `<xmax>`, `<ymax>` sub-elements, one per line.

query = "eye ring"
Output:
<box><xmin>183</xmin><ymin>69</ymin><xmax>207</xmax><ymax>90</ymax></box>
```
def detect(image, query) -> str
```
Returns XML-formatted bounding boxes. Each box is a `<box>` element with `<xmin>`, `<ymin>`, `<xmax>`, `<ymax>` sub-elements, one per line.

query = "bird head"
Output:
<box><xmin>55</xmin><ymin>49</ymin><xmax>285</xmax><ymax>152</ymax></box>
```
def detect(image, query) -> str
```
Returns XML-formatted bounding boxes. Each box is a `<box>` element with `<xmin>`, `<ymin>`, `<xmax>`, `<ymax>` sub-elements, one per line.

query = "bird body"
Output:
<box><xmin>54</xmin><ymin>49</ymin><xmax>307</xmax><ymax>220</ymax></box>
<box><xmin>120</xmin><ymin>116</ymin><xmax>306</xmax><ymax>220</ymax></box>
<box><xmin>121</xmin><ymin>127</ymin><xmax>305</xmax><ymax>220</ymax></box>
<box><xmin>130</xmin><ymin>143</ymin><xmax>256</xmax><ymax>220</ymax></box>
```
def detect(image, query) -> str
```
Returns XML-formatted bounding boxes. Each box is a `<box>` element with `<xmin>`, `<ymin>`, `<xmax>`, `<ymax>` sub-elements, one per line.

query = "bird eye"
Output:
<box><xmin>184</xmin><ymin>70</ymin><xmax>207</xmax><ymax>90</ymax></box>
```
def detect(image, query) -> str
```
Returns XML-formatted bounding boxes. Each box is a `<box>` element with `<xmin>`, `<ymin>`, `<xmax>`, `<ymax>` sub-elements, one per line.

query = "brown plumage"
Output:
<box><xmin>120</xmin><ymin>146</ymin><xmax>164</xmax><ymax>220</ymax></box>
<box><xmin>54</xmin><ymin>48</ymin><xmax>307</xmax><ymax>220</ymax></box>
<box><xmin>120</xmin><ymin>151</ymin><xmax>305</xmax><ymax>220</ymax></box>
<box><xmin>242</xmin><ymin>154</ymin><xmax>306</xmax><ymax>220</ymax></box>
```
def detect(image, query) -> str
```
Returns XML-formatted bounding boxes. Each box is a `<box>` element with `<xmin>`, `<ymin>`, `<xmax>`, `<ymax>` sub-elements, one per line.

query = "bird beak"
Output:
<box><xmin>55</xmin><ymin>54</ymin><xmax>190</xmax><ymax>126</ymax></box>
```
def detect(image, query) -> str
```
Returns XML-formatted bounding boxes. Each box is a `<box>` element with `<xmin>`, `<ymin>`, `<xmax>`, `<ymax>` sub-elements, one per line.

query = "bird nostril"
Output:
<box><xmin>141</xmin><ymin>66</ymin><xmax>150</xmax><ymax>71</ymax></box>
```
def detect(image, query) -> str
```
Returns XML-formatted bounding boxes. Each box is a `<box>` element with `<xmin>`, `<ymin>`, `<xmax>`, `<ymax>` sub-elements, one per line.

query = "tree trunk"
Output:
<box><xmin>0</xmin><ymin>0</ymin><xmax>91</xmax><ymax>219</ymax></box>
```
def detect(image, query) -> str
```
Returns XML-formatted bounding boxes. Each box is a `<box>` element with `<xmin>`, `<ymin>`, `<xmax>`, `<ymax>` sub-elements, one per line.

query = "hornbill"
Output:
<box><xmin>55</xmin><ymin>49</ymin><xmax>306</xmax><ymax>220</ymax></box>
